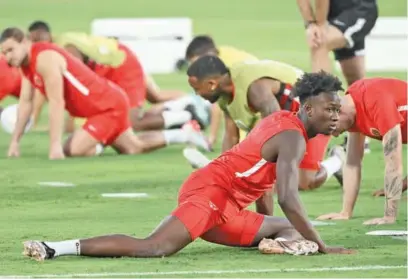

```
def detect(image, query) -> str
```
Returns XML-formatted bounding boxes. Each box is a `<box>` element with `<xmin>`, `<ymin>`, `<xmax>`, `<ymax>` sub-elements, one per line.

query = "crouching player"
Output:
<box><xmin>23</xmin><ymin>72</ymin><xmax>354</xmax><ymax>261</ymax></box>
<box><xmin>317</xmin><ymin>78</ymin><xmax>407</xmax><ymax>225</ymax></box>
<box><xmin>0</xmin><ymin>28</ymin><xmax>209</xmax><ymax>159</ymax></box>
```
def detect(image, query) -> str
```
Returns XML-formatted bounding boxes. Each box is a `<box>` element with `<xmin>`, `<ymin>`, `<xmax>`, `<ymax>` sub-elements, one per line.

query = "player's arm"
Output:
<box><xmin>247</xmin><ymin>78</ymin><xmax>281</xmax><ymax>118</ymax></box>
<box><xmin>221</xmin><ymin>109</ymin><xmax>239</xmax><ymax>152</ymax></box>
<box><xmin>296</xmin><ymin>0</ymin><xmax>315</xmax><ymax>23</ymax></box>
<box><xmin>208</xmin><ymin>104</ymin><xmax>223</xmax><ymax>147</ymax></box>
<box><xmin>255</xmin><ymin>189</ymin><xmax>274</xmax><ymax>216</ymax></box>
<box><xmin>381</xmin><ymin>125</ymin><xmax>403</xmax><ymax>221</ymax></box>
<box><xmin>36</xmin><ymin>50</ymin><xmax>66</xmax><ymax>159</ymax></box>
<box><xmin>32</xmin><ymin>89</ymin><xmax>46</xmax><ymax>126</ymax></box>
<box><xmin>11</xmin><ymin>77</ymin><xmax>35</xmax><ymax>143</ymax></box>
<box><xmin>341</xmin><ymin>132</ymin><xmax>366</xmax><ymax>217</ymax></box>
<box><xmin>314</xmin><ymin>0</ymin><xmax>330</xmax><ymax>25</ymax></box>
<box><xmin>145</xmin><ymin>74</ymin><xmax>183</xmax><ymax>103</ymax></box>
<box><xmin>262</xmin><ymin>130</ymin><xmax>326</xmax><ymax>252</ymax></box>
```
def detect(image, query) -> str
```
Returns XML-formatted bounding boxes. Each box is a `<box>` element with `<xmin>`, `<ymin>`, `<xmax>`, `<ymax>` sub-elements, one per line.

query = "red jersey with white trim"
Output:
<box><xmin>0</xmin><ymin>57</ymin><xmax>21</xmax><ymax>100</ymax></box>
<box><xmin>347</xmin><ymin>78</ymin><xmax>407</xmax><ymax>143</ymax></box>
<box><xmin>21</xmin><ymin>42</ymin><xmax>129</xmax><ymax>118</ymax></box>
<box><xmin>202</xmin><ymin>111</ymin><xmax>308</xmax><ymax>210</ymax></box>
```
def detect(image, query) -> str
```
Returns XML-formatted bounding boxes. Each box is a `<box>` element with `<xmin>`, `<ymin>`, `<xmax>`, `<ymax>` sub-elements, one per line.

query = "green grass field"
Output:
<box><xmin>0</xmin><ymin>0</ymin><xmax>407</xmax><ymax>277</ymax></box>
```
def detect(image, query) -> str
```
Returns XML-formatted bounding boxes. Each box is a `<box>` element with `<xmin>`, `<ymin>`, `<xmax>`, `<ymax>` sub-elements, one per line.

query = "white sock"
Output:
<box><xmin>44</xmin><ymin>240</ymin><xmax>80</xmax><ymax>256</ymax></box>
<box><xmin>162</xmin><ymin>111</ymin><xmax>191</xmax><ymax>128</ymax></box>
<box><xmin>163</xmin><ymin>95</ymin><xmax>193</xmax><ymax>111</ymax></box>
<box><xmin>321</xmin><ymin>155</ymin><xmax>343</xmax><ymax>181</ymax></box>
<box><xmin>365</xmin><ymin>137</ymin><xmax>370</xmax><ymax>144</ymax></box>
<box><xmin>95</xmin><ymin>143</ymin><xmax>104</xmax><ymax>155</ymax></box>
<box><xmin>163</xmin><ymin>129</ymin><xmax>188</xmax><ymax>145</ymax></box>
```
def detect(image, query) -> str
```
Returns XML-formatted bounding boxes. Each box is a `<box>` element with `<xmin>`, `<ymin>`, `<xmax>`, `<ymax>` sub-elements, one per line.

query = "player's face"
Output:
<box><xmin>188</xmin><ymin>76</ymin><xmax>222</xmax><ymax>103</ymax></box>
<box><xmin>331</xmin><ymin>110</ymin><xmax>349</xmax><ymax>137</ymax></box>
<box><xmin>306</xmin><ymin>92</ymin><xmax>341</xmax><ymax>135</ymax></box>
<box><xmin>0</xmin><ymin>38</ymin><xmax>28</xmax><ymax>67</ymax></box>
<box><xmin>29</xmin><ymin>30</ymin><xmax>51</xmax><ymax>43</ymax></box>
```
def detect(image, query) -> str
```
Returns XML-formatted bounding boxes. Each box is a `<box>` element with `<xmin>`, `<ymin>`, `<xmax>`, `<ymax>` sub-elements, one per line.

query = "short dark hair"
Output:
<box><xmin>0</xmin><ymin>27</ymin><xmax>25</xmax><ymax>43</ymax></box>
<box><xmin>28</xmin><ymin>20</ymin><xmax>50</xmax><ymax>32</ymax></box>
<box><xmin>185</xmin><ymin>35</ymin><xmax>218</xmax><ymax>60</ymax></box>
<box><xmin>292</xmin><ymin>71</ymin><xmax>343</xmax><ymax>103</ymax></box>
<box><xmin>187</xmin><ymin>55</ymin><xmax>229</xmax><ymax>80</ymax></box>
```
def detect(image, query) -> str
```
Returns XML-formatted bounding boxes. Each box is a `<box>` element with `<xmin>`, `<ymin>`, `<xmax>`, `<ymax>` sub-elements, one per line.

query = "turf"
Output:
<box><xmin>0</xmin><ymin>0</ymin><xmax>406</xmax><ymax>277</ymax></box>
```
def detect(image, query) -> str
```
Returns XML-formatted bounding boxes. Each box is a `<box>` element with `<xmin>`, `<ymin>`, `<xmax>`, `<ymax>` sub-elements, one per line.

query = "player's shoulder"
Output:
<box><xmin>256</xmin><ymin>111</ymin><xmax>305</xmax><ymax>133</ymax></box>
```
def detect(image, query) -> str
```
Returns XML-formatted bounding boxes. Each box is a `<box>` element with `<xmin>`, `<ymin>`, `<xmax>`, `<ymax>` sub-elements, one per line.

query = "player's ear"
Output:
<box><xmin>304</xmin><ymin>101</ymin><xmax>313</xmax><ymax>117</ymax></box>
<box><xmin>208</xmin><ymin>79</ymin><xmax>218</xmax><ymax>91</ymax></box>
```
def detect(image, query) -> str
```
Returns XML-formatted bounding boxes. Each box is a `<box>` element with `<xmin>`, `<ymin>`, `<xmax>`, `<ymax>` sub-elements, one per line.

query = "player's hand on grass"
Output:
<box><xmin>363</xmin><ymin>216</ymin><xmax>396</xmax><ymax>225</ymax></box>
<box><xmin>316</xmin><ymin>212</ymin><xmax>350</xmax><ymax>220</ymax></box>
<box><xmin>372</xmin><ymin>188</ymin><xmax>385</xmax><ymax>197</ymax></box>
<box><xmin>7</xmin><ymin>141</ymin><xmax>20</xmax><ymax>158</ymax></box>
<box><xmin>49</xmin><ymin>145</ymin><xmax>65</xmax><ymax>160</ymax></box>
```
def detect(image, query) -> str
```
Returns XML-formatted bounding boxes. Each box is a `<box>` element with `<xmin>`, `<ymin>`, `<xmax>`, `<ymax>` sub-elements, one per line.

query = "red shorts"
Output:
<box><xmin>171</xmin><ymin>173</ymin><xmax>264</xmax><ymax>246</ymax></box>
<box><xmin>112</xmin><ymin>45</ymin><xmax>146</xmax><ymax>108</ymax></box>
<box><xmin>83</xmin><ymin>108</ymin><xmax>130</xmax><ymax>145</ymax></box>
<box><xmin>299</xmin><ymin>134</ymin><xmax>331</xmax><ymax>170</ymax></box>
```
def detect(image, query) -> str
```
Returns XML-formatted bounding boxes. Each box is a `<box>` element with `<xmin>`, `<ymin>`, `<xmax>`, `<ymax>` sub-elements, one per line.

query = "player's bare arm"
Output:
<box><xmin>247</xmin><ymin>78</ymin><xmax>281</xmax><ymax>215</ymax></box>
<box><xmin>8</xmin><ymin>76</ymin><xmax>35</xmax><ymax>157</ymax></box>
<box><xmin>296</xmin><ymin>0</ymin><xmax>315</xmax><ymax>22</ymax></box>
<box><xmin>373</xmin><ymin>176</ymin><xmax>407</xmax><ymax>197</ymax></box>
<box><xmin>36</xmin><ymin>50</ymin><xmax>67</xmax><ymax>160</ymax></box>
<box><xmin>261</xmin><ymin>130</ymin><xmax>327</xmax><ymax>252</ymax></box>
<box><xmin>221</xmin><ymin>109</ymin><xmax>239</xmax><ymax>152</ymax></box>
<box><xmin>208</xmin><ymin>104</ymin><xmax>222</xmax><ymax>147</ymax></box>
<box><xmin>364</xmin><ymin>125</ymin><xmax>403</xmax><ymax>225</ymax></box>
<box><xmin>317</xmin><ymin>132</ymin><xmax>365</xmax><ymax>221</ymax></box>
<box><xmin>247</xmin><ymin>78</ymin><xmax>281</xmax><ymax>118</ymax></box>
<box><xmin>314</xmin><ymin>0</ymin><xmax>330</xmax><ymax>24</ymax></box>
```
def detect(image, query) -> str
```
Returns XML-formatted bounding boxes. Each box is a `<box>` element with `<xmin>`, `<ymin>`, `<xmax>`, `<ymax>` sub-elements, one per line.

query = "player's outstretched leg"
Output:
<box><xmin>23</xmin><ymin>216</ymin><xmax>192</xmax><ymax>261</ymax></box>
<box><xmin>200</xmin><ymin>210</ymin><xmax>319</xmax><ymax>256</ymax></box>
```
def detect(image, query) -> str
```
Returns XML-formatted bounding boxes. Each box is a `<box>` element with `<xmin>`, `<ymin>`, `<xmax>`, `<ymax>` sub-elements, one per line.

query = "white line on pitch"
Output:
<box><xmin>5</xmin><ymin>265</ymin><xmax>407</xmax><ymax>278</ymax></box>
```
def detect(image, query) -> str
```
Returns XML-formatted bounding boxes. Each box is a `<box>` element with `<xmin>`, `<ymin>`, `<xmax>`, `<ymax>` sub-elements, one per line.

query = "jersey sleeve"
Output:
<box><xmin>372</xmin><ymin>95</ymin><xmax>404</xmax><ymax>136</ymax></box>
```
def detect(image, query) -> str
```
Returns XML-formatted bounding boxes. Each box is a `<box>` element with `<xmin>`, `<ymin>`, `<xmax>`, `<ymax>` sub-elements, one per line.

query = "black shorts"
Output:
<box><xmin>328</xmin><ymin>1</ymin><xmax>378</xmax><ymax>61</ymax></box>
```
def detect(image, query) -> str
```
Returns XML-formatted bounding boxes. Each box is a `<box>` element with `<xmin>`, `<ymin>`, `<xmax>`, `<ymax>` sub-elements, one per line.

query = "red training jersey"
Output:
<box><xmin>21</xmin><ymin>42</ymin><xmax>129</xmax><ymax>118</ymax></box>
<box><xmin>0</xmin><ymin>57</ymin><xmax>21</xmax><ymax>100</ymax></box>
<box><xmin>89</xmin><ymin>43</ymin><xmax>146</xmax><ymax>107</ymax></box>
<box><xmin>200</xmin><ymin>111</ymin><xmax>308</xmax><ymax>210</ymax></box>
<box><xmin>347</xmin><ymin>78</ymin><xmax>407</xmax><ymax>143</ymax></box>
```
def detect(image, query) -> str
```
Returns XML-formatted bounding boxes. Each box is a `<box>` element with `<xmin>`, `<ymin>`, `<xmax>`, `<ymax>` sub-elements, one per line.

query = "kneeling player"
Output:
<box><xmin>23</xmin><ymin>72</ymin><xmax>354</xmax><ymax>261</ymax></box>
<box><xmin>317</xmin><ymin>78</ymin><xmax>407</xmax><ymax>225</ymax></box>
<box><xmin>28</xmin><ymin>22</ymin><xmax>209</xmax><ymax>134</ymax></box>
<box><xmin>0</xmin><ymin>54</ymin><xmax>21</xmax><ymax>105</ymax></box>
<box><xmin>0</xmin><ymin>28</ymin><xmax>208</xmax><ymax>159</ymax></box>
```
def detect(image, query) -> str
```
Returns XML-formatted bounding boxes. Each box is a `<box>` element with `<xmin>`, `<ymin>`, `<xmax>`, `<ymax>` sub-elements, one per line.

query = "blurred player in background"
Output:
<box><xmin>184</xmin><ymin>35</ymin><xmax>258</xmax><ymax>147</ymax></box>
<box><xmin>317</xmin><ymin>78</ymin><xmax>407</xmax><ymax>225</ymax></box>
<box><xmin>296</xmin><ymin>0</ymin><xmax>378</xmax><ymax>152</ymax></box>
<box><xmin>28</xmin><ymin>21</ymin><xmax>210</xmax><ymax>134</ymax></box>
<box><xmin>0</xmin><ymin>54</ymin><xmax>21</xmax><ymax>108</ymax></box>
<box><xmin>186</xmin><ymin>56</ymin><xmax>346</xmax><ymax>195</ymax></box>
<box><xmin>0</xmin><ymin>27</ymin><xmax>209</xmax><ymax>160</ymax></box>
<box><xmin>23</xmin><ymin>72</ymin><xmax>354</xmax><ymax>261</ymax></box>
